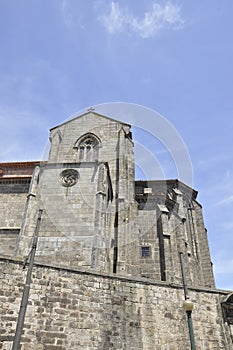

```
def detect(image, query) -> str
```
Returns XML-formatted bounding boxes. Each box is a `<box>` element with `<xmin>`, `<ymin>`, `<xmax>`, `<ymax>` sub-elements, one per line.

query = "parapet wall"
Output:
<box><xmin>0</xmin><ymin>258</ymin><xmax>232</xmax><ymax>350</ymax></box>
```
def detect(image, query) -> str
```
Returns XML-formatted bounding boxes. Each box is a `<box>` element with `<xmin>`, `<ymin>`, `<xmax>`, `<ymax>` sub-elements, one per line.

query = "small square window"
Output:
<box><xmin>141</xmin><ymin>246</ymin><xmax>150</xmax><ymax>258</ymax></box>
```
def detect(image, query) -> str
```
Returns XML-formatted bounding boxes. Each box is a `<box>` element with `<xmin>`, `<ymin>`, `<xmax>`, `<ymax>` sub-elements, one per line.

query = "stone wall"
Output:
<box><xmin>0</xmin><ymin>258</ymin><xmax>232</xmax><ymax>350</ymax></box>
<box><xmin>0</xmin><ymin>180</ymin><xmax>30</xmax><ymax>257</ymax></box>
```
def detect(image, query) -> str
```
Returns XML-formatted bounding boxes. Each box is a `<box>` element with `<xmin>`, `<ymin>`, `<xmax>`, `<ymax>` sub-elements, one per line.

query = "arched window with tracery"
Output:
<box><xmin>75</xmin><ymin>134</ymin><xmax>101</xmax><ymax>162</ymax></box>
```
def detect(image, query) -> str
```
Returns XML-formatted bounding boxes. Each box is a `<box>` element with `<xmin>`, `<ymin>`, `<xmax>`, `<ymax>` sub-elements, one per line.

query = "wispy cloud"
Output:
<box><xmin>131</xmin><ymin>2</ymin><xmax>184</xmax><ymax>38</ymax></box>
<box><xmin>216</xmin><ymin>195</ymin><xmax>233</xmax><ymax>206</ymax></box>
<box><xmin>61</xmin><ymin>0</ymin><xmax>72</xmax><ymax>27</ymax></box>
<box><xmin>61</xmin><ymin>0</ymin><xmax>84</xmax><ymax>29</ymax></box>
<box><xmin>98</xmin><ymin>1</ymin><xmax>184</xmax><ymax>38</ymax></box>
<box><xmin>100</xmin><ymin>2</ymin><xmax>125</xmax><ymax>34</ymax></box>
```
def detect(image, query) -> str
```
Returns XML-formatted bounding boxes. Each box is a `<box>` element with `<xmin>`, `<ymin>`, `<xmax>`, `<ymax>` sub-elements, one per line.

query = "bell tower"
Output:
<box><xmin>18</xmin><ymin>110</ymin><xmax>135</xmax><ymax>274</ymax></box>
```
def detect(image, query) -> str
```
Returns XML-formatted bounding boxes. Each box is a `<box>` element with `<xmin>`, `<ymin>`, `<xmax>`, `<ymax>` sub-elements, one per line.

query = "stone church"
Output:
<box><xmin>0</xmin><ymin>110</ymin><xmax>232</xmax><ymax>349</ymax></box>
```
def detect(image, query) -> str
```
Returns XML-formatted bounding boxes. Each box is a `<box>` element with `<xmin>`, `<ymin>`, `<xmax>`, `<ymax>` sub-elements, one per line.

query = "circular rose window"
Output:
<box><xmin>60</xmin><ymin>169</ymin><xmax>79</xmax><ymax>187</ymax></box>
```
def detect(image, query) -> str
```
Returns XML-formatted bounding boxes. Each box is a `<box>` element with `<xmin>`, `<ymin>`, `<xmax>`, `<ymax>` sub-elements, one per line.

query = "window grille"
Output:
<box><xmin>141</xmin><ymin>246</ymin><xmax>150</xmax><ymax>258</ymax></box>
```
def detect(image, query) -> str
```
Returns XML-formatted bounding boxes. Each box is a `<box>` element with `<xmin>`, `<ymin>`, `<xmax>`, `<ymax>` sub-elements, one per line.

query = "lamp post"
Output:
<box><xmin>12</xmin><ymin>210</ymin><xmax>42</xmax><ymax>350</ymax></box>
<box><xmin>183</xmin><ymin>299</ymin><xmax>196</xmax><ymax>350</ymax></box>
<box><xmin>179</xmin><ymin>252</ymin><xmax>196</xmax><ymax>350</ymax></box>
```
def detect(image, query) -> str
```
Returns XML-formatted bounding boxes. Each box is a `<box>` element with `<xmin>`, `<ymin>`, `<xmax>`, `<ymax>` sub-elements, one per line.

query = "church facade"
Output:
<box><xmin>0</xmin><ymin>110</ymin><xmax>232</xmax><ymax>349</ymax></box>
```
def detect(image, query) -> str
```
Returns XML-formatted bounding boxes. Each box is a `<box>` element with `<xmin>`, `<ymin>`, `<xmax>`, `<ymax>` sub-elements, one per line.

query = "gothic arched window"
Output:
<box><xmin>75</xmin><ymin>134</ymin><xmax>101</xmax><ymax>162</ymax></box>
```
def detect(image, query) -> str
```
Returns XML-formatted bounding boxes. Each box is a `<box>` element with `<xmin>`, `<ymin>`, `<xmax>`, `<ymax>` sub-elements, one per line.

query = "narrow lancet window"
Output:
<box><xmin>79</xmin><ymin>146</ymin><xmax>85</xmax><ymax>160</ymax></box>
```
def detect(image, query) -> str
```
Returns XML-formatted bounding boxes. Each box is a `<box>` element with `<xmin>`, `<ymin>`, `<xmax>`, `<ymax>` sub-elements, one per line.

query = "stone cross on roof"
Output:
<box><xmin>87</xmin><ymin>107</ymin><xmax>95</xmax><ymax>112</ymax></box>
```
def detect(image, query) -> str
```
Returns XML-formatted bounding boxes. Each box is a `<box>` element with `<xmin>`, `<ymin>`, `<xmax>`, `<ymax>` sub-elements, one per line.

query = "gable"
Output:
<box><xmin>50</xmin><ymin>110</ymin><xmax>131</xmax><ymax>132</ymax></box>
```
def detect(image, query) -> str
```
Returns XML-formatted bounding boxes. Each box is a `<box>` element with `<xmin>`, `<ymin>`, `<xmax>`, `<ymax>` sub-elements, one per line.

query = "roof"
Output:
<box><xmin>135</xmin><ymin>179</ymin><xmax>198</xmax><ymax>199</ymax></box>
<box><xmin>50</xmin><ymin>110</ymin><xmax>131</xmax><ymax>131</ymax></box>
<box><xmin>0</xmin><ymin>161</ymin><xmax>39</xmax><ymax>179</ymax></box>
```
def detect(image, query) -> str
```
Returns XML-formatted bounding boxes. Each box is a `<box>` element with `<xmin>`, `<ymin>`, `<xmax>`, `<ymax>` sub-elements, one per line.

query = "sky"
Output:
<box><xmin>0</xmin><ymin>0</ymin><xmax>233</xmax><ymax>290</ymax></box>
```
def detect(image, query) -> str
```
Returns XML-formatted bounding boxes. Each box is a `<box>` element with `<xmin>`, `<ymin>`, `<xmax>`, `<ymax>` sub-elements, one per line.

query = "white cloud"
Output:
<box><xmin>131</xmin><ymin>3</ymin><xmax>184</xmax><ymax>38</ymax></box>
<box><xmin>101</xmin><ymin>2</ymin><xmax>126</xmax><ymax>34</ymax></box>
<box><xmin>61</xmin><ymin>0</ymin><xmax>72</xmax><ymax>27</ymax></box>
<box><xmin>215</xmin><ymin>194</ymin><xmax>233</xmax><ymax>206</ymax></box>
<box><xmin>98</xmin><ymin>1</ymin><xmax>184</xmax><ymax>38</ymax></box>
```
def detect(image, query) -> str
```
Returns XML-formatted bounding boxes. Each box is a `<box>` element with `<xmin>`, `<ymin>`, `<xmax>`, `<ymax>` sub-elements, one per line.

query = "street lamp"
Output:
<box><xmin>183</xmin><ymin>299</ymin><xmax>196</xmax><ymax>350</ymax></box>
<box><xmin>179</xmin><ymin>252</ymin><xmax>196</xmax><ymax>350</ymax></box>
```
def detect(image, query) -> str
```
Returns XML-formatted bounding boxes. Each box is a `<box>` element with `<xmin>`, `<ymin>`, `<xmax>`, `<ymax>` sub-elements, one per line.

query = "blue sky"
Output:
<box><xmin>0</xmin><ymin>0</ymin><xmax>233</xmax><ymax>290</ymax></box>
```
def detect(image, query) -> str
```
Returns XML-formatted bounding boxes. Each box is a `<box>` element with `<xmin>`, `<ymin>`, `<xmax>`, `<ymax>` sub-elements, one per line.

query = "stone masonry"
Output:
<box><xmin>0</xmin><ymin>110</ymin><xmax>232</xmax><ymax>349</ymax></box>
<box><xmin>0</xmin><ymin>258</ymin><xmax>232</xmax><ymax>350</ymax></box>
